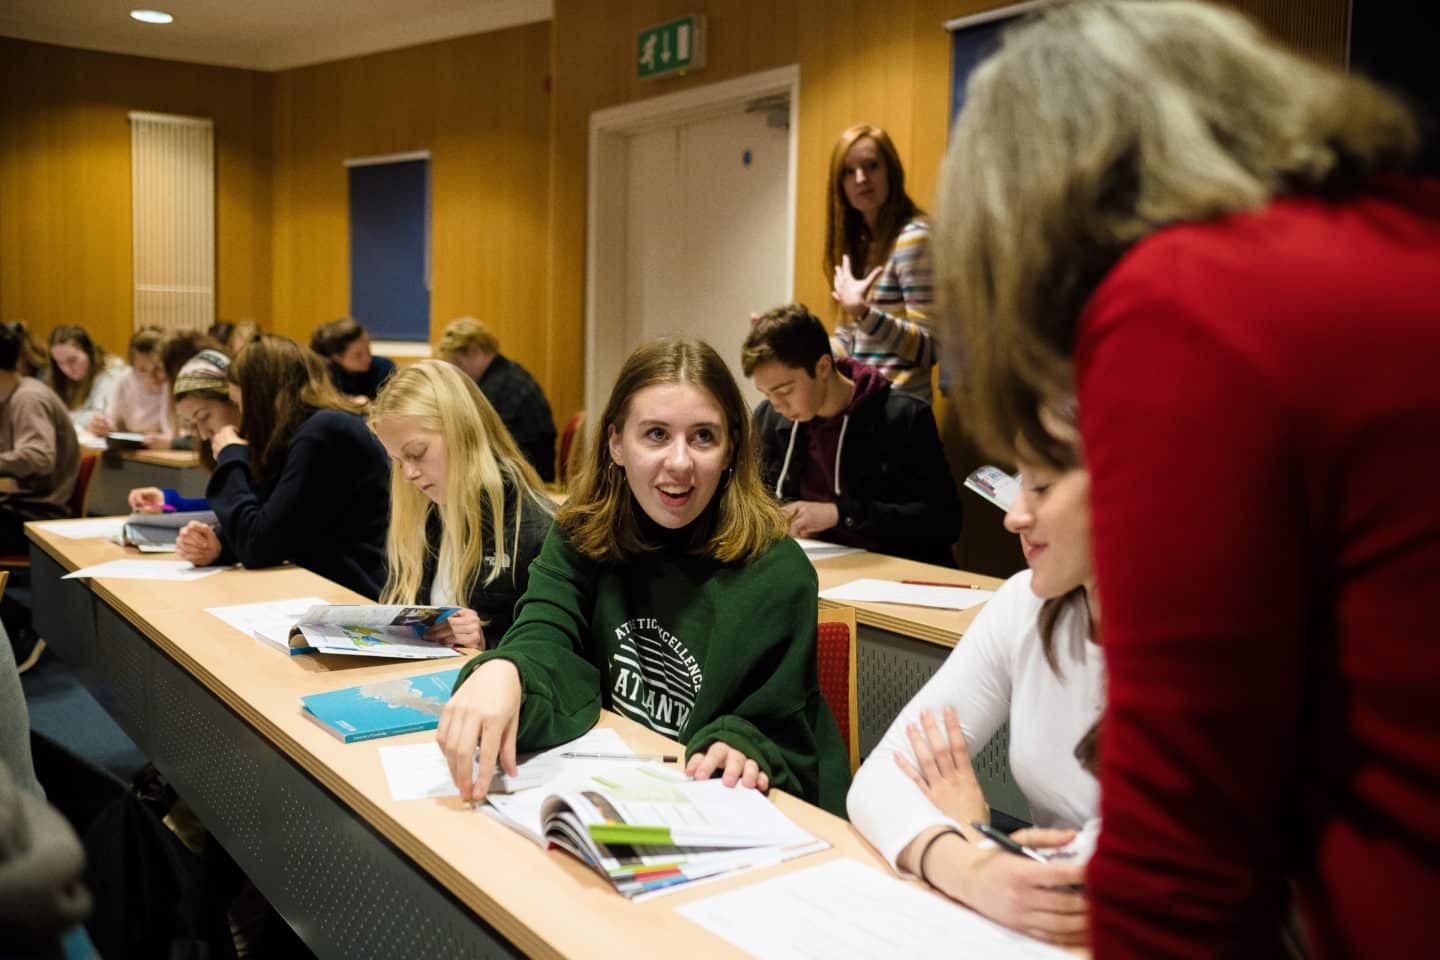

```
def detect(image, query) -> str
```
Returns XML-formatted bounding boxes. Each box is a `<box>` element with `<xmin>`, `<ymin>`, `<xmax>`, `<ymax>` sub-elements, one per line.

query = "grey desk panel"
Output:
<box><xmin>40</xmin><ymin>567</ymin><xmax>523</xmax><ymax>959</ymax></box>
<box><xmin>86</xmin><ymin>453</ymin><xmax>209</xmax><ymax>517</ymax></box>
<box><xmin>855</xmin><ymin>622</ymin><xmax>1032</xmax><ymax>823</ymax></box>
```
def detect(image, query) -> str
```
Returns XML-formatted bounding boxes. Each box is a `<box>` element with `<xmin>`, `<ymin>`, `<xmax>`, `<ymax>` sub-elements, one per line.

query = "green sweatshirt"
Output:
<box><xmin>455</xmin><ymin>525</ymin><xmax>852</xmax><ymax>816</ymax></box>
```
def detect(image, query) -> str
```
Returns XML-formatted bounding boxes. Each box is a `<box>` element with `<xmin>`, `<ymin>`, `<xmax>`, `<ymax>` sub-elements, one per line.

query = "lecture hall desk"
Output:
<box><xmin>25</xmin><ymin>521</ymin><xmax>966</xmax><ymax>960</ymax></box>
<box><xmin>809</xmin><ymin>550</ymin><xmax>1032</xmax><ymax>820</ymax></box>
<box><xmin>84</xmin><ymin>447</ymin><xmax>208</xmax><ymax>516</ymax></box>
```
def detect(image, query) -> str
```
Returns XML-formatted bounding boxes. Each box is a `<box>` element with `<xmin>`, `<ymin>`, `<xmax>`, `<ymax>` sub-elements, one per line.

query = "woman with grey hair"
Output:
<box><xmin>937</xmin><ymin>2</ymin><xmax>1440</xmax><ymax>956</ymax></box>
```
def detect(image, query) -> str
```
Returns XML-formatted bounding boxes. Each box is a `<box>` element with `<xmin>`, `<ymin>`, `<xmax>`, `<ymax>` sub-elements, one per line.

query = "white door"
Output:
<box><xmin>608</xmin><ymin>105</ymin><xmax>791</xmax><ymax>413</ymax></box>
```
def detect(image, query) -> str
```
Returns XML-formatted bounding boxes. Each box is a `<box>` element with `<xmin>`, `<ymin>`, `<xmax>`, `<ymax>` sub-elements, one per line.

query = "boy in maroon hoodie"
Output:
<box><xmin>742</xmin><ymin>304</ymin><xmax>961</xmax><ymax>566</ymax></box>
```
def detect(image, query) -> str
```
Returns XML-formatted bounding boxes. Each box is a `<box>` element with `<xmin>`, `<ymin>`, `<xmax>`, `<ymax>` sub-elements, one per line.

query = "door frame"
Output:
<box><xmin>584</xmin><ymin>65</ymin><xmax>800</xmax><ymax>416</ymax></box>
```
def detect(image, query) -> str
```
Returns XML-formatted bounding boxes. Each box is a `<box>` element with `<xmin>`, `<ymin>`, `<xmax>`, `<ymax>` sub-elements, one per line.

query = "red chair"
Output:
<box><xmin>0</xmin><ymin>452</ymin><xmax>100</xmax><ymax>567</ymax></box>
<box><xmin>817</xmin><ymin>606</ymin><xmax>860</xmax><ymax>773</ymax></box>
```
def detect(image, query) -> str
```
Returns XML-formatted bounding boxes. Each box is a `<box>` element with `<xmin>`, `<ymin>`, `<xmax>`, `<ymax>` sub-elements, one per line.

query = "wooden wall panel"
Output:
<box><xmin>0</xmin><ymin>37</ymin><xmax>271</xmax><ymax>358</ymax></box>
<box><xmin>269</xmin><ymin>20</ymin><xmax>552</xmax><ymax>382</ymax></box>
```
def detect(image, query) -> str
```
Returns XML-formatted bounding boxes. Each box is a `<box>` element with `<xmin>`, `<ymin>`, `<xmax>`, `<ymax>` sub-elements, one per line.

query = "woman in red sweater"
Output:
<box><xmin>936</xmin><ymin>2</ymin><xmax>1440</xmax><ymax>957</ymax></box>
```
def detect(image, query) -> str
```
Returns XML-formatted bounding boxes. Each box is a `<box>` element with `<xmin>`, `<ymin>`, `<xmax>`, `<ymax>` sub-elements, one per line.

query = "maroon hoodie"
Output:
<box><xmin>792</xmin><ymin>357</ymin><xmax>891</xmax><ymax>504</ymax></box>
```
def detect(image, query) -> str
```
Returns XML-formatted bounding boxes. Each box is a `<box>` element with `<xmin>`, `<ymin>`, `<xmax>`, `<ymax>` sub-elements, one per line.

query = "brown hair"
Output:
<box><xmin>127</xmin><ymin>326</ymin><xmax>164</xmax><ymax>360</ymax></box>
<box><xmin>310</xmin><ymin>317</ymin><xmax>367</xmax><ymax>358</ymax></box>
<box><xmin>161</xmin><ymin>330</ymin><xmax>225</xmax><ymax>385</ymax></box>
<box><xmin>228</xmin><ymin>335</ymin><xmax>362</xmax><ymax>484</ymax></box>
<box><xmin>10</xmin><ymin>321</ymin><xmax>48</xmax><ymax>377</ymax></box>
<box><xmin>824</xmin><ymin>124</ymin><xmax>923</xmax><ymax>288</ymax></box>
<box><xmin>740</xmin><ymin>303</ymin><xmax>833</xmax><ymax>378</ymax></box>
<box><xmin>937</xmin><ymin>0</ymin><xmax>1419</xmax><ymax>466</ymax></box>
<box><xmin>47</xmin><ymin>324</ymin><xmax>111</xmax><ymax>409</ymax></box>
<box><xmin>435</xmin><ymin>317</ymin><xmax>500</xmax><ymax>363</ymax></box>
<box><xmin>559</xmin><ymin>337</ymin><xmax>787</xmax><ymax>564</ymax></box>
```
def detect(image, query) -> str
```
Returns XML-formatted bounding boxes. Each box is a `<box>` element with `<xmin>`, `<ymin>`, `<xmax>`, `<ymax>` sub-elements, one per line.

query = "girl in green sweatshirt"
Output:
<box><xmin>437</xmin><ymin>337</ymin><xmax>850</xmax><ymax>815</ymax></box>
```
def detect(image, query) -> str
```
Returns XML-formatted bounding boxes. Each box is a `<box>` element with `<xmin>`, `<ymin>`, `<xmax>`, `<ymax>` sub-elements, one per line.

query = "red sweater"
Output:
<box><xmin>1076</xmin><ymin>181</ymin><xmax>1440</xmax><ymax>958</ymax></box>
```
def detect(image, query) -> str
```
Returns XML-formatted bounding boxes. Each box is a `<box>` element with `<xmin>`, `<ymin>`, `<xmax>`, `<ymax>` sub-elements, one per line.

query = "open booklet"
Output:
<box><xmin>485</xmin><ymin>760</ymin><xmax>827</xmax><ymax>901</ymax></box>
<box><xmin>206</xmin><ymin>598</ymin><xmax>461</xmax><ymax>659</ymax></box>
<box><xmin>122</xmin><ymin>510</ymin><xmax>218</xmax><ymax>553</ymax></box>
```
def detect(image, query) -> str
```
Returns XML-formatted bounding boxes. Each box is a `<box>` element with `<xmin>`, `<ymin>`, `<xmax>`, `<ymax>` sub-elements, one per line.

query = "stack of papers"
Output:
<box><xmin>794</xmin><ymin>538</ymin><xmax>865</xmax><ymax>561</ymax></box>
<box><xmin>62</xmin><ymin>559</ymin><xmax>228</xmax><ymax>582</ymax></box>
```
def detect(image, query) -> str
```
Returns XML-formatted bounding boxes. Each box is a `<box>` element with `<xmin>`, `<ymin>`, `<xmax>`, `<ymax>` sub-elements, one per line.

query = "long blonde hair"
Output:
<box><xmin>937</xmin><ymin>0</ymin><xmax>1419</xmax><ymax>464</ymax></box>
<box><xmin>370</xmin><ymin>360</ymin><xmax>549</xmax><ymax>607</ymax></box>
<box><xmin>559</xmin><ymin>337</ymin><xmax>787</xmax><ymax>564</ymax></box>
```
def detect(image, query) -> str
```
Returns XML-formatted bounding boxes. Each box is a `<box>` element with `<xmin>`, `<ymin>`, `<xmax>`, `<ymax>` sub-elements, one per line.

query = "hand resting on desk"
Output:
<box><xmin>175</xmin><ymin>521</ymin><xmax>222</xmax><ymax>566</ymax></box>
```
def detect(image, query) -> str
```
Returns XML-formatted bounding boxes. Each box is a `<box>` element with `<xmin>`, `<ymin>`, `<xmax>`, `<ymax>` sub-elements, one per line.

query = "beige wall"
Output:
<box><xmin>0</xmin><ymin>37</ymin><xmax>272</xmax><ymax>358</ymax></box>
<box><xmin>269</xmin><ymin>21</ymin><xmax>552</xmax><ymax>361</ymax></box>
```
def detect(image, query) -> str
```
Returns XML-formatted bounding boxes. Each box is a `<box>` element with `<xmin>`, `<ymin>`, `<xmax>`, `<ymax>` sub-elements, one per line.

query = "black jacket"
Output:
<box><xmin>475</xmin><ymin>355</ymin><xmax>558</xmax><ymax>482</ymax></box>
<box><xmin>754</xmin><ymin>369</ymin><xmax>962</xmax><ymax>566</ymax></box>
<box><xmin>208</xmin><ymin>409</ymin><xmax>390</xmax><ymax>599</ymax></box>
<box><xmin>417</xmin><ymin>483</ymin><xmax>554</xmax><ymax>639</ymax></box>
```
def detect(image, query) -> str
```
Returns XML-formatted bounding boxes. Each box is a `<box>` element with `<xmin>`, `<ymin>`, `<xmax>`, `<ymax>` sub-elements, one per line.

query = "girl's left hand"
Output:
<box><xmin>209</xmin><ymin>424</ymin><xmax>245</xmax><ymax>458</ymax></box>
<box><xmin>686</xmin><ymin>741</ymin><xmax>770</xmax><ymax>792</ymax></box>
<box><xmin>425</xmin><ymin>608</ymin><xmax>485</xmax><ymax>649</ymax></box>
<box><xmin>832</xmin><ymin>254</ymin><xmax>883</xmax><ymax>318</ymax></box>
<box><xmin>142</xmin><ymin>432</ymin><xmax>171</xmax><ymax>450</ymax></box>
<box><xmin>895</xmin><ymin>706</ymin><xmax>990</xmax><ymax>832</ymax></box>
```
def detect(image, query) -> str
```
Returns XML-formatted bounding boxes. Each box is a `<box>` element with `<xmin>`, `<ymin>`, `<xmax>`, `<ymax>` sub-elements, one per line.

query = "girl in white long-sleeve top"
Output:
<box><xmin>847</xmin><ymin>402</ymin><xmax>1099</xmax><ymax>948</ymax></box>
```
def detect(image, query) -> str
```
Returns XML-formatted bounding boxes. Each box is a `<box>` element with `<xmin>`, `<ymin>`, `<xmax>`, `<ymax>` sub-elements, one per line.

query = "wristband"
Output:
<box><xmin>917</xmin><ymin>826</ymin><xmax>964</xmax><ymax>888</ymax></box>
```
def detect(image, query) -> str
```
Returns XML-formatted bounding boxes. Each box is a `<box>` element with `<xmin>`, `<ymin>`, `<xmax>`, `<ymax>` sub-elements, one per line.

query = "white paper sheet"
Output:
<box><xmin>30</xmin><ymin>517</ymin><xmax>128</xmax><ymax>540</ymax></box>
<box><xmin>676</xmin><ymin>858</ymin><xmax>1072</xmax><ymax>960</ymax></box>
<box><xmin>378</xmin><ymin>727</ymin><xmax>635</xmax><ymax>802</ymax></box>
<box><xmin>206</xmin><ymin>596</ymin><xmax>330</xmax><ymax>643</ymax></box>
<box><xmin>793</xmin><ymin>538</ymin><xmax>865</xmax><ymax>561</ymax></box>
<box><xmin>62</xmin><ymin>559</ymin><xmax>229</xmax><ymax>582</ymax></box>
<box><xmin>819</xmin><ymin>578</ymin><xmax>993</xmax><ymax>610</ymax></box>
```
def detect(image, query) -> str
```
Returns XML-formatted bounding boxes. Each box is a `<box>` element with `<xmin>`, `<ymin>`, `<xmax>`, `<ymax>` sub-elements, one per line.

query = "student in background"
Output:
<box><xmin>89</xmin><ymin>327</ymin><xmax>172</xmax><ymax>448</ymax></box>
<box><xmin>940</xmin><ymin>2</ymin><xmax>1440</xmax><ymax>954</ymax></box>
<box><xmin>128</xmin><ymin>349</ymin><xmax>238</xmax><ymax>514</ymax></box>
<box><xmin>310</xmin><ymin>317</ymin><xmax>396</xmax><ymax>403</ymax></box>
<box><xmin>0</xmin><ymin>323</ymin><xmax>80</xmax><ymax>552</ymax></box>
<box><xmin>11</xmin><ymin>322</ymin><xmax>49</xmax><ymax>383</ymax></box>
<box><xmin>158</xmin><ymin>329</ymin><xmax>225</xmax><ymax>453</ymax></box>
<box><xmin>848</xmin><ymin>399</ymin><xmax>1094</xmax><ymax>947</ymax></box>
<box><xmin>435</xmin><ymin>317</ymin><xmax>557</xmax><ymax>483</ymax></box>
<box><xmin>174</xmin><ymin>336</ymin><xmax>389</xmax><ymax>598</ymax></box>
<box><xmin>742</xmin><ymin>303</ymin><xmax>961</xmax><ymax>565</ymax></box>
<box><xmin>48</xmin><ymin>325</ymin><xmax>127</xmax><ymax>430</ymax></box>
<box><xmin>825</xmin><ymin>123</ymin><xmax>934</xmax><ymax>399</ymax></box>
<box><xmin>436</xmin><ymin>337</ymin><xmax>850</xmax><ymax>814</ymax></box>
<box><xmin>369</xmin><ymin>360</ymin><xmax>555</xmax><ymax>646</ymax></box>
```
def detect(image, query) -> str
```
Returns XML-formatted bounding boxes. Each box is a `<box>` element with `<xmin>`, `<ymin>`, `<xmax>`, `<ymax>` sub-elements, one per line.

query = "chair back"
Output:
<box><xmin>817</xmin><ymin>606</ymin><xmax>860</xmax><ymax>773</ymax></box>
<box><xmin>69</xmin><ymin>453</ymin><xmax>99</xmax><ymax>518</ymax></box>
<box><xmin>557</xmin><ymin>411</ymin><xmax>585</xmax><ymax>485</ymax></box>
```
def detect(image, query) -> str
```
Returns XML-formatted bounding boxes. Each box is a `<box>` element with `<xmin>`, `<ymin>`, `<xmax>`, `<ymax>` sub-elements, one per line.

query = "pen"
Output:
<box><xmin>902</xmin><ymin>579</ymin><xmax>985</xmax><ymax>589</ymax></box>
<box><xmin>971</xmin><ymin>821</ymin><xmax>1049</xmax><ymax>863</ymax></box>
<box><xmin>561</xmin><ymin>751</ymin><xmax>678</xmax><ymax>763</ymax></box>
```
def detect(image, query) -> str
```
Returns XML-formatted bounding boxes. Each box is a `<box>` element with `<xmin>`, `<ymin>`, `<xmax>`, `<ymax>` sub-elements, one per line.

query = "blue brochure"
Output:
<box><xmin>301</xmin><ymin>666</ymin><xmax>465</xmax><ymax>743</ymax></box>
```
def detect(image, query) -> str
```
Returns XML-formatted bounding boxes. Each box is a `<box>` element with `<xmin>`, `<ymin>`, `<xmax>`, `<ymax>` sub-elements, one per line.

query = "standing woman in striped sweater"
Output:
<box><xmin>825</xmin><ymin>123</ymin><xmax>935</xmax><ymax>400</ymax></box>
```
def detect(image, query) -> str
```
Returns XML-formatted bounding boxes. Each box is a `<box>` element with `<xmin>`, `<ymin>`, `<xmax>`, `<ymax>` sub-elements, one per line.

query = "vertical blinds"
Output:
<box><xmin>129</xmin><ymin>111</ymin><xmax>215</xmax><ymax>332</ymax></box>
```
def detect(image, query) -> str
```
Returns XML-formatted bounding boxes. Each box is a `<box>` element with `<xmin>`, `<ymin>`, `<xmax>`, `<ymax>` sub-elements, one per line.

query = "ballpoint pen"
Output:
<box><xmin>560</xmin><ymin>751</ymin><xmax>678</xmax><ymax>763</ymax></box>
<box><xmin>971</xmin><ymin>821</ymin><xmax>1049</xmax><ymax>863</ymax></box>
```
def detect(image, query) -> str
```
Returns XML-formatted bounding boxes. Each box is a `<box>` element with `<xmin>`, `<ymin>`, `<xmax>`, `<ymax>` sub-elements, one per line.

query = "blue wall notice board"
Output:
<box><xmin>348</xmin><ymin>158</ymin><xmax>430</xmax><ymax>341</ymax></box>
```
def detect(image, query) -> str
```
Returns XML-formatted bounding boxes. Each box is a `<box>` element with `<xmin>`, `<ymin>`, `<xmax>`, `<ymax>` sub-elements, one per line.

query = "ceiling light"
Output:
<box><xmin>130</xmin><ymin>10</ymin><xmax>174</xmax><ymax>24</ymax></box>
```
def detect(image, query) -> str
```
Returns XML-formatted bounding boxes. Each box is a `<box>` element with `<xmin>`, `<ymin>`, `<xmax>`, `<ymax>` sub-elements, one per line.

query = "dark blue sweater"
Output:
<box><xmin>207</xmin><ymin>409</ymin><xmax>389</xmax><ymax>598</ymax></box>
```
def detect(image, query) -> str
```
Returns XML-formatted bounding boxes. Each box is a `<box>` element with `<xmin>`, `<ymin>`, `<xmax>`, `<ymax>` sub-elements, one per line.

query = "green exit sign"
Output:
<box><xmin>637</xmin><ymin>15</ymin><xmax>706</xmax><ymax>80</ymax></box>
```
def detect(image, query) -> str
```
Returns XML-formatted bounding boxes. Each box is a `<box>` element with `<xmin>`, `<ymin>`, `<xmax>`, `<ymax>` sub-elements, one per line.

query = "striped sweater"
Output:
<box><xmin>832</xmin><ymin>217</ymin><xmax>934</xmax><ymax>399</ymax></box>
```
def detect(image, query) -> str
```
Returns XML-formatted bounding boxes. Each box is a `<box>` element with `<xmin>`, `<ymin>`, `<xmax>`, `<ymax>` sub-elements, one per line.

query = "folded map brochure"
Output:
<box><xmin>256</xmin><ymin>604</ymin><xmax>462</xmax><ymax>660</ymax></box>
<box><xmin>964</xmin><ymin>465</ymin><xmax>1020</xmax><ymax>511</ymax></box>
<box><xmin>485</xmin><ymin>762</ymin><xmax>827</xmax><ymax>901</ymax></box>
<box><xmin>122</xmin><ymin>510</ymin><xmax>218</xmax><ymax>553</ymax></box>
<box><xmin>301</xmin><ymin>666</ymin><xmax>464</xmax><ymax>742</ymax></box>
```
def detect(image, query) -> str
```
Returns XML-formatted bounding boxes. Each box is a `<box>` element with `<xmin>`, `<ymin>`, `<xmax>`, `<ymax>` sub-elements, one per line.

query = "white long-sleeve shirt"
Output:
<box><xmin>67</xmin><ymin>356</ymin><xmax>127</xmax><ymax>429</ymax></box>
<box><xmin>847</xmin><ymin>569</ymin><xmax>1104</xmax><ymax>873</ymax></box>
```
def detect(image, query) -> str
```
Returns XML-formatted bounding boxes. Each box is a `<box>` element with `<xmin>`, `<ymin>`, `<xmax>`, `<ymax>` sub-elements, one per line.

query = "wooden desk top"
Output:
<box><xmin>811</xmin><ymin>551</ymin><xmax>1007</xmax><ymax>648</ymax></box>
<box><xmin>115</xmin><ymin>448</ymin><xmax>202</xmax><ymax>468</ymax></box>
<box><xmin>24</xmin><ymin>521</ymin><xmax>917</xmax><ymax>960</ymax></box>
